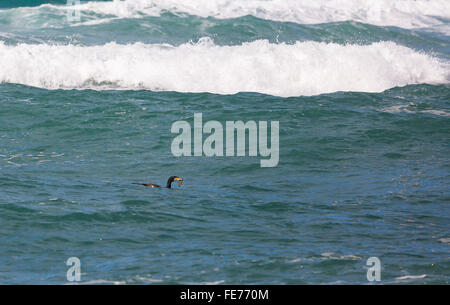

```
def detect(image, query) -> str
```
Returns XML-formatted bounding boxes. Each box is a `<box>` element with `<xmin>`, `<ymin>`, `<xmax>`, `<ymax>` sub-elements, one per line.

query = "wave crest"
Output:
<box><xmin>0</xmin><ymin>39</ymin><xmax>448</xmax><ymax>97</ymax></box>
<box><xmin>2</xmin><ymin>0</ymin><xmax>450</xmax><ymax>29</ymax></box>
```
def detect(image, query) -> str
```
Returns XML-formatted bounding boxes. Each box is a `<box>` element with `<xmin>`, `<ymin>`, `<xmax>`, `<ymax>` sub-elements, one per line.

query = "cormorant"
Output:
<box><xmin>133</xmin><ymin>176</ymin><xmax>183</xmax><ymax>188</ymax></box>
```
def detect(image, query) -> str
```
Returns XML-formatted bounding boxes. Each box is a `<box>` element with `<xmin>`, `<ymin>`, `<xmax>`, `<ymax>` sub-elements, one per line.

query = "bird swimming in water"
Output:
<box><xmin>133</xmin><ymin>176</ymin><xmax>183</xmax><ymax>188</ymax></box>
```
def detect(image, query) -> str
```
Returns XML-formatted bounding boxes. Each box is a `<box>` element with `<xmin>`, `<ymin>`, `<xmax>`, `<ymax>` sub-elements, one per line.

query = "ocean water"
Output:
<box><xmin>0</xmin><ymin>0</ymin><xmax>449</xmax><ymax>284</ymax></box>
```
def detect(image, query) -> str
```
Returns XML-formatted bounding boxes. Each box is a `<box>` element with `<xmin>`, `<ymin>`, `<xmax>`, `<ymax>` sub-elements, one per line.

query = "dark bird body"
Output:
<box><xmin>133</xmin><ymin>176</ymin><xmax>183</xmax><ymax>188</ymax></box>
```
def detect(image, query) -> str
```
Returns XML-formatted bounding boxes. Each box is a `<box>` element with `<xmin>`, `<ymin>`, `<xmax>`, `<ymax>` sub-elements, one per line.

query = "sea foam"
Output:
<box><xmin>0</xmin><ymin>39</ymin><xmax>448</xmax><ymax>97</ymax></box>
<box><xmin>2</xmin><ymin>0</ymin><xmax>450</xmax><ymax>30</ymax></box>
<box><xmin>46</xmin><ymin>0</ymin><xmax>450</xmax><ymax>29</ymax></box>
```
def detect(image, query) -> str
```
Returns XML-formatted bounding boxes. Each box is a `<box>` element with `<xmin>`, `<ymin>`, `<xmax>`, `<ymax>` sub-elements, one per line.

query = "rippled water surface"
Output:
<box><xmin>0</xmin><ymin>0</ymin><xmax>449</xmax><ymax>284</ymax></box>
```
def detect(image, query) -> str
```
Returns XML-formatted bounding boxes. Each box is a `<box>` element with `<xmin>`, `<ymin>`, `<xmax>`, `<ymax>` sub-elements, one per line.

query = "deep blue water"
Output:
<box><xmin>0</xmin><ymin>0</ymin><xmax>449</xmax><ymax>284</ymax></box>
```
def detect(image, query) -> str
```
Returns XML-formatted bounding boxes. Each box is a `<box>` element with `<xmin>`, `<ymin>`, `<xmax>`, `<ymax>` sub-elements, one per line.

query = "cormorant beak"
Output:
<box><xmin>174</xmin><ymin>177</ymin><xmax>183</xmax><ymax>186</ymax></box>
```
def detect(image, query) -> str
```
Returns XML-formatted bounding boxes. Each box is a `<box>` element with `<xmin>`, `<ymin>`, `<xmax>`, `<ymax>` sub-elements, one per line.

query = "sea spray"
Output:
<box><xmin>6</xmin><ymin>0</ymin><xmax>450</xmax><ymax>29</ymax></box>
<box><xmin>0</xmin><ymin>40</ymin><xmax>447</xmax><ymax>96</ymax></box>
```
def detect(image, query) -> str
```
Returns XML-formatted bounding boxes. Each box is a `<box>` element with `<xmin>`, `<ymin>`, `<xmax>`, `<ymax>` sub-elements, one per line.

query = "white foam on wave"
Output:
<box><xmin>320</xmin><ymin>252</ymin><xmax>362</xmax><ymax>260</ymax></box>
<box><xmin>380</xmin><ymin>104</ymin><xmax>450</xmax><ymax>117</ymax></box>
<box><xmin>438</xmin><ymin>237</ymin><xmax>450</xmax><ymax>244</ymax></box>
<box><xmin>395</xmin><ymin>274</ymin><xmax>427</xmax><ymax>281</ymax></box>
<box><xmin>66</xmin><ymin>279</ymin><xmax>126</xmax><ymax>285</ymax></box>
<box><xmin>45</xmin><ymin>0</ymin><xmax>450</xmax><ymax>29</ymax></box>
<box><xmin>0</xmin><ymin>39</ymin><xmax>448</xmax><ymax>97</ymax></box>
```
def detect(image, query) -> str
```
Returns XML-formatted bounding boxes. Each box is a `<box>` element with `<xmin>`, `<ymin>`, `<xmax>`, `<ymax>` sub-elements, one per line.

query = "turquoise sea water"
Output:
<box><xmin>0</xmin><ymin>0</ymin><xmax>449</xmax><ymax>284</ymax></box>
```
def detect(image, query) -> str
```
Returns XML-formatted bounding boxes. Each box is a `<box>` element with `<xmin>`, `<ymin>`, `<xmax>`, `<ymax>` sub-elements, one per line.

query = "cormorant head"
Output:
<box><xmin>166</xmin><ymin>176</ymin><xmax>183</xmax><ymax>188</ymax></box>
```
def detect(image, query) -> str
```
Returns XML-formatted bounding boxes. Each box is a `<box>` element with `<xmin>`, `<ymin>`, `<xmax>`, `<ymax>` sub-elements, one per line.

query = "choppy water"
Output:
<box><xmin>0</xmin><ymin>0</ymin><xmax>449</xmax><ymax>284</ymax></box>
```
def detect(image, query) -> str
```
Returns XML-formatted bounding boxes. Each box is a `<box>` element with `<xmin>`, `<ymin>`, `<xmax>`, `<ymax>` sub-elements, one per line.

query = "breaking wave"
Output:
<box><xmin>0</xmin><ymin>38</ymin><xmax>448</xmax><ymax>96</ymax></box>
<box><xmin>2</xmin><ymin>0</ymin><xmax>450</xmax><ymax>30</ymax></box>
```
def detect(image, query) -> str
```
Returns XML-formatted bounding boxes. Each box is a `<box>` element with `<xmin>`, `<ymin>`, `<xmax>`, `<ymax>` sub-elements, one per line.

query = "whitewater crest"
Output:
<box><xmin>0</xmin><ymin>39</ymin><xmax>448</xmax><ymax>97</ymax></box>
<box><xmin>2</xmin><ymin>0</ymin><xmax>450</xmax><ymax>29</ymax></box>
